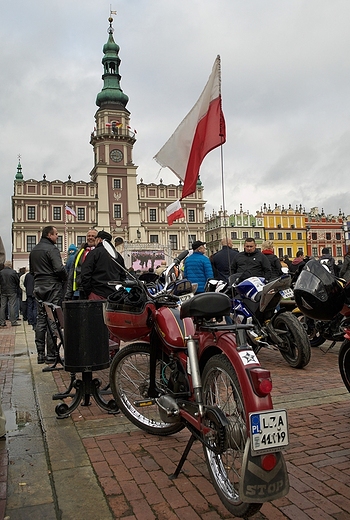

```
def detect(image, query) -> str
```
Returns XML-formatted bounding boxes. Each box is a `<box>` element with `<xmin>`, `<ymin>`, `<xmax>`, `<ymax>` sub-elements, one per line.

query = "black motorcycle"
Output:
<box><xmin>294</xmin><ymin>259</ymin><xmax>350</xmax><ymax>391</ymax></box>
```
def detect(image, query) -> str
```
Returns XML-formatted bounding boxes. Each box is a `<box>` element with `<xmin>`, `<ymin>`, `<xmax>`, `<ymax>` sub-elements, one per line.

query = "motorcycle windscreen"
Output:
<box><xmin>294</xmin><ymin>269</ymin><xmax>345</xmax><ymax>320</ymax></box>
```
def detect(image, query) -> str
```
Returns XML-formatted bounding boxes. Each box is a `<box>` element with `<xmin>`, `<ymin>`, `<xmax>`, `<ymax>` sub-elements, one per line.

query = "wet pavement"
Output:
<box><xmin>1</xmin><ymin>320</ymin><xmax>350</xmax><ymax>519</ymax></box>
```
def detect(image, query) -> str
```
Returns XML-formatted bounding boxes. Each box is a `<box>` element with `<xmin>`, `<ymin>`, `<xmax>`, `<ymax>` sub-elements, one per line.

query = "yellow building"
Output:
<box><xmin>258</xmin><ymin>204</ymin><xmax>307</xmax><ymax>260</ymax></box>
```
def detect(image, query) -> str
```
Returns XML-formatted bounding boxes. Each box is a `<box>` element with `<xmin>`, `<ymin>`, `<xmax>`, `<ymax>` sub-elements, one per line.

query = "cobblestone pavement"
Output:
<box><xmin>1</xmin><ymin>320</ymin><xmax>350</xmax><ymax>519</ymax></box>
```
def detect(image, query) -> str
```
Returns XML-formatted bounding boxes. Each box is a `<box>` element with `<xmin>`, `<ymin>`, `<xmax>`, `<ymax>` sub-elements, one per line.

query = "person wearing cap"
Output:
<box><xmin>184</xmin><ymin>240</ymin><xmax>214</xmax><ymax>293</ymax></box>
<box><xmin>81</xmin><ymin>230</ymin><xmax>126</xmax><ymax>300</ymax></box>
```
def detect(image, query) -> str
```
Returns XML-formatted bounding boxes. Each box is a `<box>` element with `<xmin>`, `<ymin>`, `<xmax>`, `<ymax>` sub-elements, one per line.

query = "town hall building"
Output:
<box><xmin>11</xmin><ymin>15</ymin><xmax>206</xmax><ymax>270</ymax></box>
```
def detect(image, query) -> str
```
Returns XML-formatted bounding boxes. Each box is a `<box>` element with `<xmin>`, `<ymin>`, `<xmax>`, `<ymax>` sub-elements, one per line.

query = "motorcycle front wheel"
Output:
<box><xmin>109</xmin><ymin>343</ymin><xmax>184</xmax><ymax>436</ymax></box>
<box><xmin>274</xmin><ymin>312</ymin><xmax>311</xmax><ymax>368</ymax></box>
<box><xmin>201</xmin><ymin>354</ymin><xmax>262</xmax><ymax>518</ymax></box>
<box><xmin>338</xmin><ymin>340</ymin><xmax>350</xmax><ymax>393</ymax></box>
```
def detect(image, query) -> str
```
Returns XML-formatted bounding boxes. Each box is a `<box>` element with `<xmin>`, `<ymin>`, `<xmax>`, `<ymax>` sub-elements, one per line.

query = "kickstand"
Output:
<box><xmin>320</xmin><ymin>341</ymin><xmax>336</xmax><ymax>354</ymax></box>
<box><xmin>168</xmin><ymin>434</ymin><xmax>196</xmax><ymax>480</ymax></box>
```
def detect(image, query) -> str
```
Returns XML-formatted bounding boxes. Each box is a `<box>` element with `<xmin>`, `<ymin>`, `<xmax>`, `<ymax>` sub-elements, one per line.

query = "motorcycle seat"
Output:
<box><xmin>180</xmin><ymin>292</ymin><xmax>231</xmax><ymax>320</ymax></box>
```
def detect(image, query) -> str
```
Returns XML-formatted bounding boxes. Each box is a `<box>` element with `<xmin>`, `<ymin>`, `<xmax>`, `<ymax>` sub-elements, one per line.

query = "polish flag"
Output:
<box><xmin>65</xmin><ymin>206</ymin><xmax>77</xmax><ymax>217</ymax></box>
<box><xmin>154</xmin><ymin>56</ymin><xmax>226</xmax><ymax>199</ymax></box>
<box><xmin>166</xmin><ymin>200</ymin><xmax>185</xmax><ymax>226</ymax></box>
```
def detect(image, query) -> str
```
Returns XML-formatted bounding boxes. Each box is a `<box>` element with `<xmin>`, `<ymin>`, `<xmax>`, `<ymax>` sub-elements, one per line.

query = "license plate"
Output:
<box><xmin>179</xmin><ymin>293</ymin><xmax>194</xmax><ymax>303</ymax></box>
<box><xmin>280</xmin><ymin>288</ymin><xmax>294</xmax><ymax>299</ymax></box>
<box><xmin>249</xmin><ymin>409</ymin><xmax>289</xmax><ymax>455</ymax></box>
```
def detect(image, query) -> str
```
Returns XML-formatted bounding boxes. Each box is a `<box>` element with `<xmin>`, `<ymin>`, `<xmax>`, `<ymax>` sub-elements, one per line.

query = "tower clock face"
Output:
<box><xmin>110</xmin><ymin>149</ymin><xmax>123</xmax><ymax>163</ymax></box>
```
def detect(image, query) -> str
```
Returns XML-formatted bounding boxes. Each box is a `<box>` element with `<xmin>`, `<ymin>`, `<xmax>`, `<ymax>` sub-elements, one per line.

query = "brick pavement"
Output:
<box><xmin>1</xmin><ymin>321</ymin><xmax>350</xmax><ymax>519</ymax></box>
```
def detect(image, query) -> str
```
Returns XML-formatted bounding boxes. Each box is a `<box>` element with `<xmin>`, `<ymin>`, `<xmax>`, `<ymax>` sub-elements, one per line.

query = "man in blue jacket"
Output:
<box><xmin>184</xmin><ymin>241</ymin><xmax>213</xmax><ymax>293</ymax></box>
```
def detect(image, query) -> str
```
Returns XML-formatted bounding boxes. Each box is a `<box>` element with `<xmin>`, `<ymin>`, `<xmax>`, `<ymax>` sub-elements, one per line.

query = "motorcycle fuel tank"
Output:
<box><xmin>155</xmin><ymin>306</ymin><xmax>195</xmax><ymax>348</ymax></box>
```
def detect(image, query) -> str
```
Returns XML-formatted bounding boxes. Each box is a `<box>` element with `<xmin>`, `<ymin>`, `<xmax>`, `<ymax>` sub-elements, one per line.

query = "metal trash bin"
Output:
<box><xmin>63</xmin><ymin>300</ymin><xmax>109</xmax><ymax>372</ymax></box>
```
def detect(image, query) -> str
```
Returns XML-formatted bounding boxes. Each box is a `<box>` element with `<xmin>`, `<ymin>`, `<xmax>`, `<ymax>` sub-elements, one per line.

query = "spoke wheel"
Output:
<box><xmin>109</xmin><ymin>343</ymin><xmax>184</xmax><ymax>436</ymax></box>
<box><xmin>201</xmin><ymin>354</ymin><xmax>262</xmax><ymax>518</ymax></box>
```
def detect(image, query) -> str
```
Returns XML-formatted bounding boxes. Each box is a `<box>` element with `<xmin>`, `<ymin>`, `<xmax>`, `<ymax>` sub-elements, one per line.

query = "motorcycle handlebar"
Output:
<box><xmin>175</xmin><ymin>250</ymin><xmax>189</xmax><ymax>264</ymax></box>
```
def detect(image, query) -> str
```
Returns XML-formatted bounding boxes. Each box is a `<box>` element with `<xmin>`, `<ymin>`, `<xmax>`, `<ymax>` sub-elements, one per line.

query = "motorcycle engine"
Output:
<box><xmin>166</xmin><ymin>361</ymin><xmax>189</xmax><ymax>393</ymax></box>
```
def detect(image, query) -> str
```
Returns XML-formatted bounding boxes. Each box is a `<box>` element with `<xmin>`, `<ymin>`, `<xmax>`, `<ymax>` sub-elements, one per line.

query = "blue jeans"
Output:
<box><xmin>26</xmin><ymin>296</ymin><xmax>37</xmax><ymax>327</ymax></box>
<box><xmin>0</xmin><ymin>293</ymin><xmax>17</xmax><ymax>325</ymax></box>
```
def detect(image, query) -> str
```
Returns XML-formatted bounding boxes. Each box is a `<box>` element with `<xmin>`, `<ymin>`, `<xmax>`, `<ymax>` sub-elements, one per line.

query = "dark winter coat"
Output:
<box><xmin>230</xmin><ymin>250</ymin><xmax>272</xmax><ymax>282</ymax></box>
<box><xmin>340</xmin><ymin>254</ymin><xmax>350</xmax><ymax>281</ymax></box>
<box><xmin>0</xmin><ymin>267</ymin><xmax>19</xmax><ymax>295</ymax></box>
<box><xmin>211</xmin><ymin>246</ymin><xmax>238</xmax><ymax>282</ymax></box>
<box><xmin>319</xmin><ymin>253</ymin><xmax>336</xmax><ymax>275</ymax></box>
<box><xmin>261</xmin><ymin>249</ymin><xmax>283</xmax><ymax>280</ymax></box>
<box><xmin>29</xmin><ymin>237</ymin><xmax>67</xmax><ymax>303</ymax></box>
<box><xmin>24</xmin><ymin>272</ymin><xmax>35</xmax><ymax>297</ymax></box>
<box><xmin>184</xmin><ymin>251</ymin><xmax>214</xmax><ymax>293</ymax></box>
<box><xmin>81</xmin><ymin>241</ymin><xmax>126</xmax><ymax>298</ymax></box>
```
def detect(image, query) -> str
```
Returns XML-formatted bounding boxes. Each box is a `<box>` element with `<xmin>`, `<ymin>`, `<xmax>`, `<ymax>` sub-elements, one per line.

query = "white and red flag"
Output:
<box><xmin>166</xmin><ymin>199</ymin><xmax>185</xmax><ymax>226</ymax></box>
<box><xmin>65</xmin><ymin>206</ymin><xmax>77</xmax><ymax>217</ymax></box>
<box><xmin>154</xmin><ymin>55</ymin><xmax>226</xmax><ymax>199</ymax></box>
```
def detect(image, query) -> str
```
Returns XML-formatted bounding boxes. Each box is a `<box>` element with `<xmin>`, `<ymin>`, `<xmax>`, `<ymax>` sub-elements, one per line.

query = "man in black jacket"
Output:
<box><xmin>29</xmin><ymin>226</ymin><xmax>67</xmax><ymax>364</ymax></box>
<box><xmin>230</xmin><ymin>237</ymin><xmax>272</xmax><ymax>282</ymax></box>
<box><xmin>0</xmin><ymin>261</ymin><xmax>20</xmax><ymax>327</ymax></box>
<box><xmin>81</xmin><ymin>230</ymin><xmax>126</xmax><ymax>299</ymax></box>
<box><xmin>211</xmin><ymin>237</ymin><xmax>238</xmax><ymax>283</ymax></box>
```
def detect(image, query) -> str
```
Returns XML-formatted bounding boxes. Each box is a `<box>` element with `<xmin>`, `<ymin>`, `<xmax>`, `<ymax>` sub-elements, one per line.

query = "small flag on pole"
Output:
<box><xmin>65</xmin><ymin>206</ymin><xmax>77</xmax><ymax>217</ymax></box>
<box><xmin>166</xmin><ymin>200</ymin><xmax>185</xmax><ymax>226</ymax></box>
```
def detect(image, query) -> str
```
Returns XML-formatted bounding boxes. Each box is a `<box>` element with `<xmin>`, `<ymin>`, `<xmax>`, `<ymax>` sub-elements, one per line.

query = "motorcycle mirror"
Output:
<box><xmin>102</xmin><ymin>239</ymin><xmax>117</xmax><ymax>259</ymax></box>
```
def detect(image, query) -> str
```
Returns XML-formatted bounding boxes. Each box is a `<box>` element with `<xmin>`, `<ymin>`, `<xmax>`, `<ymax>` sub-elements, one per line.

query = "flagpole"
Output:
<box><xmin>64</xmin><ymin>209</ymin><xmax>68</xmax><ymax>259</ymax></box>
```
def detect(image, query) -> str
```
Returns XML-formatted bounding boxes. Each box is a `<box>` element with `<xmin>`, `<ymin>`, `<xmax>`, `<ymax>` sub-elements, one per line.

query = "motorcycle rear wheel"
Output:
<box><xmin>338</xmin><ymin>340</ymin><xmax>350</xmax><ymax>393</ymax></box>
<box><xmin>109</xmin><ymin>343</ymin><xmax>184</xmax><ymax>436</ymax></box>
<box><xmin>201</xmin><ymin>354</ymin><xmax>262</xmax><ymax>518</ymax></box>
<box><xmin>294</xmin><ymin>312</ymin><xmax>327</xmax><ymax>347</ymax></box>
<box><xmin>274</xmin><ymin>312</ymin><xmax>311</xmax><ymax>368</ymax></box>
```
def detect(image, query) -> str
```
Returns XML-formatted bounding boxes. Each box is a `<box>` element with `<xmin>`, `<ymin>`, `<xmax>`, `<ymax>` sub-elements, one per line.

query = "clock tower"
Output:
<box><xmin>90</xmin><ymin>15</ymin><xmax>141</xmax><ymax>242</ymax></box>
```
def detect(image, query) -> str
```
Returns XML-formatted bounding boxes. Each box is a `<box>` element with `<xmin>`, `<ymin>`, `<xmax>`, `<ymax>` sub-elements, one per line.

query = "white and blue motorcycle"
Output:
<box><xmin>206</xmin><ymin>274</ymin><xmax>311</xmax><ymax>369</ymax></box>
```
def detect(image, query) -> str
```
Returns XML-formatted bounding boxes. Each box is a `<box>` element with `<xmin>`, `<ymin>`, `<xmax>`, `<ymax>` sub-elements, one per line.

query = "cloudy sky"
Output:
<box><xmin>1</xmin><ymin>0</ymin><xmax>350</xmax><ymax>256</ymax></box>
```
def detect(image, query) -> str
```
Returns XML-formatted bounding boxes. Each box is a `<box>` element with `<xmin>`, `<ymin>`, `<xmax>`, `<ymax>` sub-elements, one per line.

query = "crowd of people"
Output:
<box><xmin>2</xmin><ymin>226</ymin><xmax>350</xmax><ymax>368</ymax></box>
<box><xmin>182</xmin><ymin>237</ymin><xmax>350</xmax><ymax>297</ymax></box>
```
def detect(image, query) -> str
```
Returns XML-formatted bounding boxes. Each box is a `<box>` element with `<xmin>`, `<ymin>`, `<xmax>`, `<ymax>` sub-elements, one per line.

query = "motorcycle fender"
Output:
<box><xmin>201</xmin><ymin>334</ymin><xmax>273</xmax><ymax>414</ymax></box>
<box><xmin>239</xmin><ymin>438</ymin><xmax>289</xmax><ymax>503</ymax></box>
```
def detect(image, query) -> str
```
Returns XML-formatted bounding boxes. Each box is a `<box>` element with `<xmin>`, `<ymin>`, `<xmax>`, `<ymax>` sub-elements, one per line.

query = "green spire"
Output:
<box><xmin>15</xmin><ymin>158</ymin><xmax>23</xmax><ymax>180</ymax></box>
<box><xmin>96</xmin><ymin>17</ymin><xmax>129</xmax><ymax>108</ymax></box>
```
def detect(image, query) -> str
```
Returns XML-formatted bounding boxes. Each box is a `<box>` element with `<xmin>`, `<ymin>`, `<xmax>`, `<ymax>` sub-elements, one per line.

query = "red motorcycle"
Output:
<box><xmin>104</xmin><ymin>250</ymin><xmax>290</xmax><ymax>518</ymax></box>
